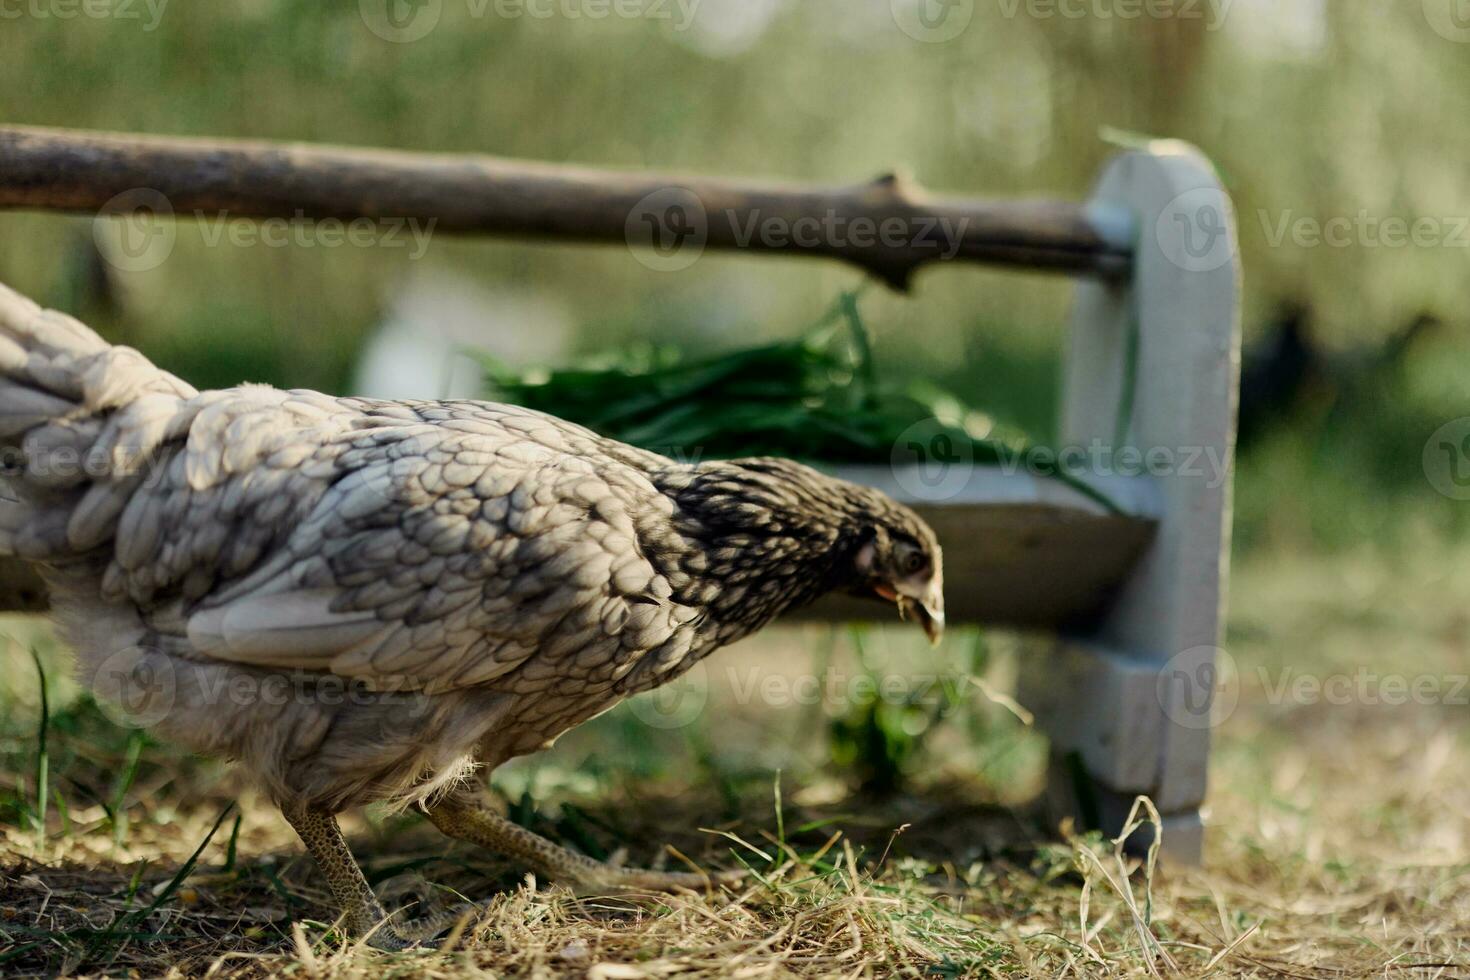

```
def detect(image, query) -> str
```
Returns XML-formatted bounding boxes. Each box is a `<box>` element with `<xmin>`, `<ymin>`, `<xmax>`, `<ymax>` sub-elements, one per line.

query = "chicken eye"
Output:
<box><xmin>902</xmin><ymin>551</ymin><xmax>927</xmax><ymax>575</ymax></box>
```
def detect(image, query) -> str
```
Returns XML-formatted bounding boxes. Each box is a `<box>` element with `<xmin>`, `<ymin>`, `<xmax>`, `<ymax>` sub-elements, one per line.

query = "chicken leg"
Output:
<box><xmin>424</xmin><ymin>789</ymin><xmax>743</xmax><ymax>892</ymax></box>
<box><xmin>283</xmin><ymin>792</ymin><xmax>740</xmax><ymax>950</ymax></box>
<box><xmin>282</xmin><ymin>803</ymin><xmax>468</xmax><ymax>950</ymax></box>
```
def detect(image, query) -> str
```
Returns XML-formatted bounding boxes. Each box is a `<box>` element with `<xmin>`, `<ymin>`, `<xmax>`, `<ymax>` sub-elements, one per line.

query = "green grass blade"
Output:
<box><xmin>91</xmin><ymin>803</ymin><xmax>235</xmax><ymax>965</ymax></box>
<box><xmin>110</xmin><ymin>729</ymin><xmax>146</xmax><ymax>847</ymax></box>
<box><xmin>0</xmin><ymin>942</ymin><xmax>45</xmax><ymax>968</ymax></box>
<box><xmin>222</xmin><ymin>811</ymin><xmax>242</xmax><ymax>874</ymax></box>
<box><xmin>52</xmin><ymin>787</ymin><xmax>71</xmax><ymax>838</ymax></box>
<box><xmin>28</xmin><ymin>647</ymin><xmax>49</xmax><ymax>837</ymax></box>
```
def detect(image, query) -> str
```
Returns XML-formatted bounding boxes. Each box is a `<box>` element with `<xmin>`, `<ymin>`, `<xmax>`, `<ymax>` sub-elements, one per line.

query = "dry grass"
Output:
<box><xmin>2</xmin><ymin>536</ymin><xmax>1468</xmax><ymax>978</ymax></box>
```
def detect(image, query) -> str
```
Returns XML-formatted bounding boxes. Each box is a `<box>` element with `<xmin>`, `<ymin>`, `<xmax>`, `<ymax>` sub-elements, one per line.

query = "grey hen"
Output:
<box><xmin>0</xmin><ymin>282</ymin><xmax>945</xmax><ymax>947</ymax></box>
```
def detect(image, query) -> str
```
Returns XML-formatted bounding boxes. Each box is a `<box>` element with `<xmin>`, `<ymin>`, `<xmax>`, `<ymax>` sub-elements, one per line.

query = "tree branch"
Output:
<box><xmin>0</xmin><ymin>125</ymin><xmax>1130</xmax><ymax>288</ymax></box>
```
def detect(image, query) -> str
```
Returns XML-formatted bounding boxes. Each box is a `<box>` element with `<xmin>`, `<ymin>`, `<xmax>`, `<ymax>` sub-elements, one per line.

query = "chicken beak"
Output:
<box><xmin>876</xmin><ymin>584</ymin><xmax>946</xmax><ymax>646</ymax></box>
<box><xmin>916</xmin><ymin>599</ymin><xmax>945</xmax><ymax>647</ymax></box>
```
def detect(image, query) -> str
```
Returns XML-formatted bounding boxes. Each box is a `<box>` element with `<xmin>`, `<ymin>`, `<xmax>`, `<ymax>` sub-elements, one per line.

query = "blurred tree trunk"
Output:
<box><xmin>1142</xmin><ymin>16</ymin><xmax>1210</xmax><ymax>136</ymax></box>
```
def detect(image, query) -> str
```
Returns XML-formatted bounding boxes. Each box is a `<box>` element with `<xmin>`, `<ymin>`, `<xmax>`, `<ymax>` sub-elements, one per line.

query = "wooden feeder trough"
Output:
<box><xmin>0</xmin><ymin>126</ymin><xmax>1240</xmax><ymax>861</ymax></box>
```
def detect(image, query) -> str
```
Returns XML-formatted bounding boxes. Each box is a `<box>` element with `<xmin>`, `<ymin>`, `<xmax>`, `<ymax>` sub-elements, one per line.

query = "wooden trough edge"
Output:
<box><xmin>0</xmin><ymin>467</ymin><xmax>1158</xmax><ymax>628</ymax></box>
<box><xmin>795</xmin><ymin>466</ymin><xmax>1159</xmax><ymax>629</ymax></box>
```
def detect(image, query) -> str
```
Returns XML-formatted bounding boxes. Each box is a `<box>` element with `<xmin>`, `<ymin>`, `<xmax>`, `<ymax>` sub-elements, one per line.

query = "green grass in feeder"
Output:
<box><xmin>478</xmin><ymin>290</ymin><xmax>1121</xmax><ymax>513</ymax></box>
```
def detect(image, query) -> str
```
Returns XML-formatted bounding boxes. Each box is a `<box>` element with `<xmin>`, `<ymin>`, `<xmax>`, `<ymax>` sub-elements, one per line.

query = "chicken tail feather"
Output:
<box><xmin>0</xmin><ymin>281</ymin><xmax>197</xmax><ymax>561</ymax></box>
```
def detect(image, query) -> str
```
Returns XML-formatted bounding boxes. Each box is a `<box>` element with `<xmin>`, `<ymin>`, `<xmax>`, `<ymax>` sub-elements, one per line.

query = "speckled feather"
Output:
<box><xmin>0</xmin><ymin>282</ymin><xmax>941</xmax><ymax>812</ymax></box>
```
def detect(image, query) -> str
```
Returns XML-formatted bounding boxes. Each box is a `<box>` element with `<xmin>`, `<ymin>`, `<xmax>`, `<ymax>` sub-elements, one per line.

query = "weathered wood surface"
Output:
<box><xmin>1021</xmin><ymin>142</ymin><xmax>1242</xmax><ymax>864</ymax></box>
<box><xmin>797</xmin><ymin>466</ymin><xmax>1158</xmax><ymax>629</ymax></box>
<box><xmin>0</xmin><ymin>125</ymin><xmax>1132</xmax><ymax>288</ymax></box>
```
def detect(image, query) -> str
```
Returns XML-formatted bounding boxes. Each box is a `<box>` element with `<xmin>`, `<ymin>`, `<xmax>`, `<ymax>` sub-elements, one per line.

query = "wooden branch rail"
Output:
<box><xmin>0</xmin><ymin>126</ymin><xmax>1132</xmax><ymax>288</ymax></box>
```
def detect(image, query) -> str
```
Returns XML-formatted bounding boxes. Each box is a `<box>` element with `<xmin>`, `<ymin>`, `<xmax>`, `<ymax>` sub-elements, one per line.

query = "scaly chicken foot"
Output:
<box><xmin>424</xmin><ymin>789</ymin><xmax>744</xmax><ymax>893</ymax></box>
<box><xmin>282</xmin><ymin>803</ymin><xmax>470</xmax><ymax>950</ymax></box>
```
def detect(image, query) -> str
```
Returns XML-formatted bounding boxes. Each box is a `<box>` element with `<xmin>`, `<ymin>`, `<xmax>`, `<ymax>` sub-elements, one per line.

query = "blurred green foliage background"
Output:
<box><xmin>0</xmin><ymin>0</ymin><xmax>1466</xmax><ymax>554</ymax></box>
